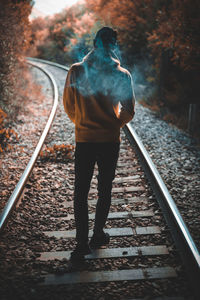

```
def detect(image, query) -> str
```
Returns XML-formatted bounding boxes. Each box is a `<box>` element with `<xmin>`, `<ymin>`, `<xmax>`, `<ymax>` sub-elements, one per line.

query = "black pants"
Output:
<box><xmin>74</xmin><ymin>142</ymin><xmax>120</xmax><ymax>244</ymax></box>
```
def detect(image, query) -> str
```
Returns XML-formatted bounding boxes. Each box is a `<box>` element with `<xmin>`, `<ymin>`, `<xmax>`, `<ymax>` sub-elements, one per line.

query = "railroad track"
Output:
<box><xmin>0</xmin><ymin>58</ymin><xmax>199</xmax><ymax>300</ymax></box>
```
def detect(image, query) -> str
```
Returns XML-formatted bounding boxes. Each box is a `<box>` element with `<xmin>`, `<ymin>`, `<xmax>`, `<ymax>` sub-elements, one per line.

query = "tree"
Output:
<box><xmin>0</xmin><ymin>0</ymin><xmax>32</xmax><ymax>115</ymax></box>
<box><xmin>28</xmin><ymin>3</ymin><xmax>95</xmax><ymax>64</ymax></box>
<box><xmin>86</xmin><ymin>0</ymin><xmax>163</xmax><ymax>61</ymax></box>
<box><xmin>0</xmin><ymin>0</ymin><xmax>32</xmax><ymax>151</ymax></box>
<box><xmin>148</xmin><ymin>0</ymin><xmax>200</xmax><ymax>105</ymax></box>
<box><xmin>86</xmin><ymin>0</ymin><xmax>200</xmax><ymax>129</ymax></box>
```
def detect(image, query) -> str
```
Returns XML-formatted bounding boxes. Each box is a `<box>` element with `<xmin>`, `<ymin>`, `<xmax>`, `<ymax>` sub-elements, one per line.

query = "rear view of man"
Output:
<box><xmin>63</xmin><ymin>27</ymin><xmax>135</xmax><ymax>264</ymax></box>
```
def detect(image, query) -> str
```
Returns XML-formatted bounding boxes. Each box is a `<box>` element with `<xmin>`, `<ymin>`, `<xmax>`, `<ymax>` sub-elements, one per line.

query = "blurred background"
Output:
<box><xmin>0</xmin><ymin>0</ymin><xmax>199</xmax><ymax>146</ymax></box>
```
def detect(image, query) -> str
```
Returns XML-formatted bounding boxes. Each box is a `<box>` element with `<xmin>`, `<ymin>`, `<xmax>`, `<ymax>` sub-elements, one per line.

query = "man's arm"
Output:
<box><xmin>118</xmin><ymin>72</ymin><xmax>135</xmax><ymax>128</ymax></box>
<box><xmin>63</xmin><ymin>67</ymin><xmax>76</xmax><ymax>123</ymax></box>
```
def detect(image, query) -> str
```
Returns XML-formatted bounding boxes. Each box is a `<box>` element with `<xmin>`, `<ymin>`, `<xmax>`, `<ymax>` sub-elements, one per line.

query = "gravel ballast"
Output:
<box><xmin>0</xmin><ymin>62</ymin><xmax>198</xmax><ymax>300</ymax></box>
<box><xmin>0</xmin><ymin>65</ymin><xmax>53</xmax><ymax>212</ymax></box>
<box><xmin>131</xmin><ymin>103</ymin><xmax>200</xmax><ymax>250</ymax></box>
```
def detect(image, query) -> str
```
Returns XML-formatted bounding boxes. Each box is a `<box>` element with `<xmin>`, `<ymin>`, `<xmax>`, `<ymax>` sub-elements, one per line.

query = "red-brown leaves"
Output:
<box><xmin>40</xmin><ymin>144</ymin><xmax>75</xmax><ymax>163</ymax></box>
<box><xmin>0</xmin><ymin>109</ymin><xmax>18</xmax><ymax>152</ymax></box>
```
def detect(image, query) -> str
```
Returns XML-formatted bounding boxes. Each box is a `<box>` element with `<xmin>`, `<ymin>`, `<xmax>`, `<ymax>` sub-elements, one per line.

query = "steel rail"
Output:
<box><xmin>0</xmin><ymin>61</ymin><xmax>59</xmax><ymax>232</ymax></box>
<box><xmin>28</xmin><ymin>59</ymin><xmax>200</xmax><ymax>284</ymax></box>
<box><xmin>124</xmin><ymin>123</ymin><xmax>200</xmax><ymax>298</ymax></box>
<box><xmin>27</xmin><ymin>57</ymin><xmax>69</xmax><ymax>71</ymax></box>
<box><xmin>3</xmin><ymin>57</ymin><xmax>199</xmax><ymax>296</ymax></box>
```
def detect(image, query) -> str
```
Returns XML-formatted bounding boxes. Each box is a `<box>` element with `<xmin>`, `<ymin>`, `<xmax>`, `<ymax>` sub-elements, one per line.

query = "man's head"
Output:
<box><xmin>94</xmin><ymin>27</ymin><xmax>117</xmax><ymax>50</ymax></box>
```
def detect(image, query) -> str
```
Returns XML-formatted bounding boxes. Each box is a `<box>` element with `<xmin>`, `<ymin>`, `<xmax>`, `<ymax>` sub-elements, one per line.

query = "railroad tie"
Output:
<box><xmin>63</xmin><ymin>196</ymin><xmax>150</xmax><ymax>208</ymax></box>
<box><xmin>65</xmin><ymin>185</ymin><xmax>146</xmax><ymax>194</ymax></box>
<box><xmin>52</xmin><ymin>209</ymin><xmax>154</xmax><ymax>221</ymax></box>
<box><xmin>92</xmin><ymin>175</ymin><xmax>141</xmax><ymax>184</ymax></box>
<box><xmin>117</xmin><ymin>161</ymin><xmax>138</xmax><ymax>167</ymax></box>
<box><xmin>115</xmin><ymin>167</ymin><xmax>140</xmax><ymax>175</ymax></box>
<box><xmin>89</xmin><ymin>186</ymin><xmax>145</xmax><ymax>194</ymax></box>
<box><xmin>94</xmin><ymin>167</ymin><xmax>142</xmax><ymax>175</ymax></box>
<box><xmin>39</xmin><ymin>267</ymin><xmax>177</xmax><ymax>285</ymax></box>
<box><xmin>38</xmin><ymin>245</ymin><xmax>169</xmax><ymax>261</ymax></box>
<box><xmin>43</xmin><ymin>226</ymin><xmax>161</xmax><ymax>239</ymax></box>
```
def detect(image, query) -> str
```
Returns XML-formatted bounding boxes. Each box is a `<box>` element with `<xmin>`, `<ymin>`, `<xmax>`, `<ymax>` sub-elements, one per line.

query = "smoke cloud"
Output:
<box><xmin>71</xmin><ymin>47</ymin><xmax>134</xmax><ymax>105</ymax></box>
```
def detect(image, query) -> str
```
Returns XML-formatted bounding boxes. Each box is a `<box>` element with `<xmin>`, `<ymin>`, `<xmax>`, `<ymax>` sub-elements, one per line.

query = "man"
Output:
<box><xmin>63</xmin><ymin>27</ymin><xmax>135</xmax><ymax>263</ymax></box>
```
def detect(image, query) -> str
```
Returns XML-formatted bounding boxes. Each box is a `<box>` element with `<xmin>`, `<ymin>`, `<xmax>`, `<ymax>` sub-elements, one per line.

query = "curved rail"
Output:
<box><xmin>1</xmin><ymin>57</ymin><xmax>199</xmax><ymax>297</ymax></box>
<box><xmin>28</xmin><ymin>59</ymin><xmax>200</xmax><ymax>272</ymax></box>
<box><xmin>0</xmin><ymin>61</ymin><xmax>59</xmax><ymax>232</ymax></box>
<box><xmin>124</xmin><ymin>123</ymin><xmax>200</xmax><ymax>298</ymax></box>
<box><xmin>27</xmin><ymin>57</ymin><xmax>69</xmax><ymax>71</ymax></box>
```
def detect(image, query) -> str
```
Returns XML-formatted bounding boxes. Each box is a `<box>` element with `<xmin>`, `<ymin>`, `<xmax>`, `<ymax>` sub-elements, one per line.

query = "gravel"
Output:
<box><xmin>0</xmin><ymin>65</ymin><xmax>52</xmax><ymax>212</ymax></box>
<box><xmin>131</xmin><ymin>103</ymin><xmax>200</xmax><ymax>250</ymax></box>
<box><xmin>0</xmin><ymin>62</ymin><xmax>197</xmax><ymax>300</ymax></box>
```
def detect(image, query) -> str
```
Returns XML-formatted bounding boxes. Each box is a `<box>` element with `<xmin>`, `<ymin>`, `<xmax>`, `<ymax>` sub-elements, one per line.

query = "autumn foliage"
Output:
<box><xmin>0</xmin><ymin>0</ymin><xmax>32</xmax><ymax>151</ymax></box>
<box><xmin>28</xmin><ymin>4</ymin><xmax>96</xmax><ymax>64</ymax></box>
<box><xmin>85</xmin><ymin>0</ymin><xmax>200</xmax><ymax>131</ymax></box>
<box><xmin>147</xmin><ymin>0</ymin><xmax>200</xmax><ymax>110</ymax></box>
<box><xmin>40</xmin><ymin>144</ymin><xmax>75</xmax><ymax>163</ymax></box>
<box><xmin>0</xmin><ymin>0</ymin><xmax>199</xmax><ymax>137</ymax></box>
<box><xmin>0</xmin><ymin>0</ymin><xmax>32</xmax><ymax>114</ymax></box>
<box><xmin>0</xmin><ymin>109</ymin><xmax>18</xmax><ymax>153</ymax></box>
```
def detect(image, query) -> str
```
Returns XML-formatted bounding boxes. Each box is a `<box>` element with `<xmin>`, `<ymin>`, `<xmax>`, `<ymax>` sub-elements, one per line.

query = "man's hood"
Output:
<box><xmin>82</xmin><ymin>48</ymin><xmax>120</xmax><ymax>70</ymax></box>
<box><xmin>76</xmin><ymin>48</ymin><xmax>122</xmax><ymax>98</ymax></box>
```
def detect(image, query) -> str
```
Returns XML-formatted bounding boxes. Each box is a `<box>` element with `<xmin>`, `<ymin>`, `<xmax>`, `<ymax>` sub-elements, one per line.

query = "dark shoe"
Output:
<box><xmin>89</xmin><ymin>232</ymin><xmax>110</xmax><ymax>249</ymax></box>
<box><xmin>66</xmin><ymin>259</ymin><xmax>89</xmax><ymax>272</ymax></box>
<box><xmin>70</xmin><ymin>243</ymin><xmax>91</xmax><ymax>263</ymax></box>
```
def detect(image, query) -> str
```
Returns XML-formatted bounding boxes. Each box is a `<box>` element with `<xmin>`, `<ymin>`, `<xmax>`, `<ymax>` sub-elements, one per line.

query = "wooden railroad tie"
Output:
<box><xmin>43</xmin><ymin>226</ymin><xmax>161</xmax><ymax>239</ymax></box>
<box><xmin>40</xmin><ymin>267</ymin><xmax>177</xmax><ymax>285</ymax></box>
<box><xmin>89</xmin><ymin>186</ymin><xmax>145</xmax><ymax>194</ymax></box>
<box><xmin>53</xmin><ymin>210</ymin><xmax>154</xmax><ymax>221</ymax></box>
<box><xmin>38</xmin><ymin>245</ymin><xmax>169</xmax><ymax>261</ymax></box>
<box><xmin>63</xmin><ymin>196</ymin><xmax>150</xmax><ymax>208</ymax></box>
<box><xmin>92</xmin><ymin>175</ymin><xmax>141</xmax><ymax>184</ymax></box>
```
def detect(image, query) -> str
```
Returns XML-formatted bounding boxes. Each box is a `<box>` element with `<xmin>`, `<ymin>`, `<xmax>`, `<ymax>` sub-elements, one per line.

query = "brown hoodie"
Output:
<box><xmin>63</xmin><ymin>49</ymin><xmax>135</xmax><ymax>142</ymax></box>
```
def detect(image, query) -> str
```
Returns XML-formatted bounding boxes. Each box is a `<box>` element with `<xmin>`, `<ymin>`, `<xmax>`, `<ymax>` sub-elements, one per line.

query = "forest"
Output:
<box><xmin>0</xmin><ymin>0</ymin><xmax>200</xmax><ymax>153</ymax></box>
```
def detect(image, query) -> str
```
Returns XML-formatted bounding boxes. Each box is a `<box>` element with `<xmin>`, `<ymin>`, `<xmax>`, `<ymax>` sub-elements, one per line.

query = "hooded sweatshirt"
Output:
<box><xmin>63</xmin><ymin>48</ymin><xmax>135</xmax><ymax>142</ymax></box>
